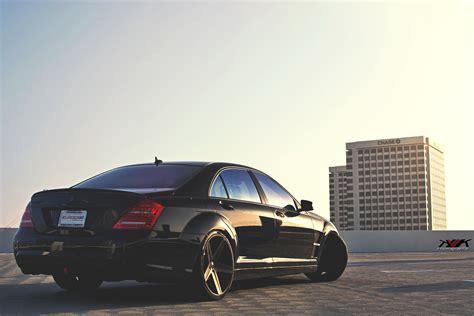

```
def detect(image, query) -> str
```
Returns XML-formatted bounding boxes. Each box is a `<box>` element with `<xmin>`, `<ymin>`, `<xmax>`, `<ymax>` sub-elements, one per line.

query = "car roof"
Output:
<box><xmin>118</xmin><ymin>161</ymin><xmax>252</xmax><ymax>169</ymax></box>
<box><xmin>119</xmin><ymin>161</ymin><xmax>210</xmax><ymax>168</ymax></box>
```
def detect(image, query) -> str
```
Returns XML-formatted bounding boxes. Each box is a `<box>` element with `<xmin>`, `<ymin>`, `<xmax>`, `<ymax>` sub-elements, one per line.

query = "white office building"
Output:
<box><xmin>330</xmin><ymin>136</ymin><xmax>446</xmax><ymax>231</ymax></box>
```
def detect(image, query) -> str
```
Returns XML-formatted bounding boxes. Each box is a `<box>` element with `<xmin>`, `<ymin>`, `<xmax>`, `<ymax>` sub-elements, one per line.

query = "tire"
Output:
<box><xmin>305</xmin><ymin>234</ymin><xmax>348</xmax><ymax>282</ymax></box>
<box><xmin>191</xmin><ymin>231</ymin><xmax>235</xmax><ymax>300</ymax></box>
<box><xmin>52</xmin><ymin>270</ymin><xmax>103</xmax><ymax>292</ymax></box>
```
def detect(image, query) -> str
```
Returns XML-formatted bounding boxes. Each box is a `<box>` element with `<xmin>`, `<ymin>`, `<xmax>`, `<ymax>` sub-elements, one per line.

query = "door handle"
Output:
<box><xmin>219</xmin><ymin>200</ymin><xmax>234</xmax><ymax>210</ymax></box>
<box><xmin>275</xmin><ymin>210</ymin><xmax>285</xmax><ymax>218</ymax></box>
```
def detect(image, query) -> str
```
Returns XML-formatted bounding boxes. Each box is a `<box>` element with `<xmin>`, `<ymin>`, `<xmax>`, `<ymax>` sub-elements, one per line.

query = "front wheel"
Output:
<box><xmin>192</xmin><ymin>231</ymin><xmax>235</xmax><ymax>300</ymax></box>
<box><xmin>305</xmin><ymin>234</ymin><xmax>348</xmax><ymax>282</ymax></box>
<box><xmin>52</xmin><ymin>270</ymin><xmax>103</xmax><ymax>292</ymax></box>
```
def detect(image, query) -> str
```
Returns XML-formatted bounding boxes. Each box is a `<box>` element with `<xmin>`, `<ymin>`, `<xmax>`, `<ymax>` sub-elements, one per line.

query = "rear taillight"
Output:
<box><xmin>20</xmin><ymin>203</ymin><xmax>33</xmax><ymax>228</ymax></box>
<box><xmin>113</xmin><ymin>199</ymin><xmax>164</xmax><ymax>230</ymax></box>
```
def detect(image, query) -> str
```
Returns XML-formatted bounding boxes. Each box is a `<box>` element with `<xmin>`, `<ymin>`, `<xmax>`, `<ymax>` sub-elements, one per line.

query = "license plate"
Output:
<box><xmin>58</xmin><ymin>210</ymin><xmax>87</xmax><ymax>228</ymax></box>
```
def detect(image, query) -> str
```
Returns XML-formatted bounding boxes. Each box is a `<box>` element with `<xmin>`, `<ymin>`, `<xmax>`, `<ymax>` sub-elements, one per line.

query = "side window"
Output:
<box><xmin>210</xmin><ymin>175</ymin><xmax>228</xmax><ymax>199</ymax></box>
<box><xmin>219</xmin><ymin>169</ymin><xmax>261</xmax><ymax>203</ymax></box>
<box><xmin>254</xmin><ymin>172</ymin><xmax>296</xmax><ymax>210</ymax></box>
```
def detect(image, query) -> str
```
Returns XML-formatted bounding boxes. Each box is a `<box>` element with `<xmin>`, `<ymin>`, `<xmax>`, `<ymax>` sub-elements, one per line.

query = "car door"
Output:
<box><xmin>209</xmin><ymin>168</ymin><xmax>276</xmax><ymax>262</ymax></box>
<box><xmin>252</xmin><ymin>171</ymin><xmax>315</xmax><ymax>260</ymax></box>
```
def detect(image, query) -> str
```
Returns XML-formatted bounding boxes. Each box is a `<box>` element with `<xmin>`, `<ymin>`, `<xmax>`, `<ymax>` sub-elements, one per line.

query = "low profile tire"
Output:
<box><xmin>305</xmin><ymin>234</ymin><xmax>348</xmax><ymax>282</ymax></box>
<box><xmin>52</xmin><ymin>270</ymin><xmax>103</xmax><ymax>292</ymax></box>
<box><xmin>192</xmin><ymin>231</ymin><xmax>235</xmax><ymax>300</ymax></box>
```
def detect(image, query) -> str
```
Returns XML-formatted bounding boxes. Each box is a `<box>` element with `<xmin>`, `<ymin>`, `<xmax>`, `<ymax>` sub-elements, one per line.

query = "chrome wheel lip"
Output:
<box><xmin>201</xmin><ymin>232</ymin><xmax>234</xmax><ymax>298</ymax></box>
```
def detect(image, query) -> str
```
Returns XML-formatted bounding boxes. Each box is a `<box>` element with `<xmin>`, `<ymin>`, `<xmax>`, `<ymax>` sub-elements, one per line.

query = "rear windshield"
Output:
<box><xmin>74</xmin><ymin>164</ymin><xmax>202</xmax><ymax>189</ymax></box>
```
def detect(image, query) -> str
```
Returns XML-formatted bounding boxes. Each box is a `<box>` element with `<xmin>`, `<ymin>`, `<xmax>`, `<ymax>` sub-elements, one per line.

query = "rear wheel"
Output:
<box><xmin>305</xmin><ymin>234</ymin><xmax>347</xmax><ymax>282</ymax></box>
<box><xmin>192</xmin><ymin>231</ymin><xmax>234</xmax><ymax>300</ymax></box>
<box><xmin>52</xmin><ymin>270</ymin><xmax>103</xmax><ymax>292</ymax></box>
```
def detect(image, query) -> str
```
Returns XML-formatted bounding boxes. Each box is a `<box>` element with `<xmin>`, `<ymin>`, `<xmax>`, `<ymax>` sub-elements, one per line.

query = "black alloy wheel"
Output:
<box><xmin>305</xmin><ymin>234</ymin><xmax>348</xmax><ymax>282</ymax></box>
<box><xmin>196</xmin><ymin>231</ymin><xmax>234</xmax><ymax>300</ymax></box>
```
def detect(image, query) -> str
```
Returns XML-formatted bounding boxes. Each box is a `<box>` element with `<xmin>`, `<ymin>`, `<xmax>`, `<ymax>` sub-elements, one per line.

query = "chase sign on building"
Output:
<box><xmin>377</xmin><ymin>139</ymin><xmax>401</xmax><ymax>146</ymax></box>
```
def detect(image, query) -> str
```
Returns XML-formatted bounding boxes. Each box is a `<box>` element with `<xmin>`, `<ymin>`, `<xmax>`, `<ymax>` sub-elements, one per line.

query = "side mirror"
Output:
<box><xmin>300</xmin><ymin>200</ymin><xmax>314</xmax><ymax>212</ymax></box>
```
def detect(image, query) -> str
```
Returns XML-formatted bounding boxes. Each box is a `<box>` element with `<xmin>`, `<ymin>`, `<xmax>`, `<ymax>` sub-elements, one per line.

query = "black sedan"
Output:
<box><xmin>14</xmin><ymin>160</ymin><xmax>348</xmax><ymax>300</ymax></box>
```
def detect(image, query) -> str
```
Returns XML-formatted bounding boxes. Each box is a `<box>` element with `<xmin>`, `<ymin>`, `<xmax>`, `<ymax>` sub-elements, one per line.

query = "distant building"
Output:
<box><xmin>329</xmin><ymin>136</ymin><xmax>446</xmax><ymax>231</ymax></box>
<box><xmin>329</xmin><ymin>166</ymin><xmax>347</xmax><ymax>230</ymax></box>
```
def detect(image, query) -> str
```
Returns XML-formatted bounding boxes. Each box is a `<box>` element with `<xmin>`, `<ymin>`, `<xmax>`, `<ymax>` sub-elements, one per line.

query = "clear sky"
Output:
<box><xmin>1</xmin><ymin>1</ymin><xmax>473</xmax><ymax>229</ymax></box>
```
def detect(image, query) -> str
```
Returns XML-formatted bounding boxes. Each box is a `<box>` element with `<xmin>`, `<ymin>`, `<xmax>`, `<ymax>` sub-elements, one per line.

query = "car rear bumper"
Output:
<box><xmin>14</xmin><ymin>228</ymin><xmax>202</xmax><ymax>282</ymax></box>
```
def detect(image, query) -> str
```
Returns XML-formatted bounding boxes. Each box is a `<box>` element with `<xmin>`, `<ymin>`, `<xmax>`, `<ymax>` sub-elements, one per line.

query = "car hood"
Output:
<box><xmin>305</xmin><ymin>210</ymin><xmax>329</xmax><ymax>222</ymax></box>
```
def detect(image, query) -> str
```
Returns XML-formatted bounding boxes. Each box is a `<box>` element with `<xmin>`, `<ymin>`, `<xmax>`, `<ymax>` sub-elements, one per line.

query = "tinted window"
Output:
<box><xmin>254</xmin><ymin>172</ymin><xmax>295</xmax><ymax>210</ymax></box>
<box><xmin>210</xmin><ymin>175</ymin><xmax>228</xmax><ymax>198</ymax></box>
<box><xmin>74</xmin><ymin>164</ymin><xmax>202</xmax><ymax>189</ymax></box>
<box><xmin>219</xmin><ymin>169</ymin><xmax>260</xmax><ymax>203</ymax></box>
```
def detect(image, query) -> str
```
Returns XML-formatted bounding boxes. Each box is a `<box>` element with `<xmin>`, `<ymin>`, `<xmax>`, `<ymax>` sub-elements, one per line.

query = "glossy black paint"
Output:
<box><xmin>14</xmin><ymin>161</ymin><xmax>344</xmax><ymax>283</ymax></box>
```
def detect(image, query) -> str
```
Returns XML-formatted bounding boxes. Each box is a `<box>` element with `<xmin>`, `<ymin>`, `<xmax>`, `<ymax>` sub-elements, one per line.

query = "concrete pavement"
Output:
<box><xmin>1</xmin><ymin>252</ymin><xmax>473</xmax><ymax>315</ymax></box>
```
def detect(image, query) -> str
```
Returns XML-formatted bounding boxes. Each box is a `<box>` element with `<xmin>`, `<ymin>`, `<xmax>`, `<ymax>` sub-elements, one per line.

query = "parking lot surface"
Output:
<box><xmin>1</xmin><ymin>252</ymin><xmax>473</xmax><ymax>315</ymax></box>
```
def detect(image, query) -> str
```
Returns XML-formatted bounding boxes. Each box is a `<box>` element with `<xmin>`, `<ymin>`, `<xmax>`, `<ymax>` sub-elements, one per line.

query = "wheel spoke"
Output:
<box><xmin>210</xmin><ymin>268</ymin><xmax>222</xmax><ymax>295</ymax></box>
<box><xmin>206</xmin><ymin>241</ymin><xmax>213</xmax><ymax>262</ymax></box>
<box><xmin>213</xmin><ymin>238</ymin><xmax>225</xmax><ymax>261</ymax></box>
<box><xmin>204</xmin><ymin>265</ymin><xmax>212</xmax><ymax>281</ymax></box>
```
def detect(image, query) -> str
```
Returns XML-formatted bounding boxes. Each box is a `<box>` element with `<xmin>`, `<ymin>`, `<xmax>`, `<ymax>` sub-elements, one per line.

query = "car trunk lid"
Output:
<box><xmin>30</xmin><ymin>188</ymin><xmax>147</xmax><ymax>235</ymax></box>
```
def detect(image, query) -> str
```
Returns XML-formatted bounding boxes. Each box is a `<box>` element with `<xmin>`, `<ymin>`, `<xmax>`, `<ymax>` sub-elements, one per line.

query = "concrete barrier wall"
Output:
<box><xmin>0</xmin><ymin>228</ymin><xmax>17</xmax><ymax>253</ymax></box>
<box><xmin>1</xmin><ymin>228</ymin><xmax>473</xmax><ymax>253</ymax></box>
<box><xmin>340</xmin><ymin>230</ymin><xmax>474</xmax><ymax>252</ymax></box>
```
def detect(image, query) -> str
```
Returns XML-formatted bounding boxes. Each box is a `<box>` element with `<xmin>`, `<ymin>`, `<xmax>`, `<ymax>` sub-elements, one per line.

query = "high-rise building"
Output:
<box><xmin>329</xmin><ymin>136</ymin><xmax>446</xmax><ymax>231</ymax></box>
<box><xmin>329</xmin><ymin>166</ymin><xmax>347</xmax><ymax>230</ymax></box>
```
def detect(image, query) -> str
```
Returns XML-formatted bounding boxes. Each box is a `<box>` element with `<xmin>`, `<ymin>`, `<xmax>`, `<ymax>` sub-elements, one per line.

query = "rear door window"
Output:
<box><xmin>210</xmin><ymin>175</ymin><xmax>228</xmax><ymax>198</ymax></box>
<box><xmin>219</xmin><ymin>169</ymin><xmax>261</xmax><ymax>203</ymax></box>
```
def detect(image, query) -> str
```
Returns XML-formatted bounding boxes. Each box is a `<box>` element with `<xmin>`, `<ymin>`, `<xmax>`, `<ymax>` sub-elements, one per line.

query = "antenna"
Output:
<box><xmin>154</xmin><ymin>157</ymin><xmax>163</xmax><ymax>166</ymax></box>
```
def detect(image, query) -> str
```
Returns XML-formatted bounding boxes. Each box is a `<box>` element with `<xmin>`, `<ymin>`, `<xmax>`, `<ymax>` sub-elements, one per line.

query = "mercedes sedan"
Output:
<box><xmin>14</xmin><ymin>160</ymin><xmax>348</xmax><ymax>300</ymax></box>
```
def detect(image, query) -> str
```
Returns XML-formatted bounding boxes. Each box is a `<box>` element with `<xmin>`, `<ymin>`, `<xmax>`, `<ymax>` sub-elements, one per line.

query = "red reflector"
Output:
<box><xmin>20</xmin><ymin>203</ymin><xmax>33</xmax><ymax>228</ymax></box>
<box><xmin>113</xmin><ymin>199</ymin><xmax>164</xmax><ymax>230</ymax></box>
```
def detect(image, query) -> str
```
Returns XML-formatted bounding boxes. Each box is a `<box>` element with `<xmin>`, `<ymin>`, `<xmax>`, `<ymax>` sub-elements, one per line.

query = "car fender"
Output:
<box><xmin>180</xmin><ymin>212</ymin><xmax>239</xmax><ymax>259</ymax></box>
<box><xmin>317</xmin><ymin>221</ymin><xmax>347</xmax><ymax>259</ymax></box>
<box><xmin>322</xmin><ymin>221</ymin><xmax>338</xmax><ymax>236</ymax></box>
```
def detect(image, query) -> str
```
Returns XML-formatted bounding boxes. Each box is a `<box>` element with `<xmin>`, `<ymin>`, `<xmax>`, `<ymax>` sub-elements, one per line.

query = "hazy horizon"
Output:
<box><xmin>1</xmin><ymin>1</ymin><xmax>473</xmax><ymax>229</ymax></box>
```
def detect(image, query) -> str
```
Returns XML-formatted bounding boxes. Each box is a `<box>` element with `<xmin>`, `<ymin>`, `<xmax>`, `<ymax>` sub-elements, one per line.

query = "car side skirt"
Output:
<box><xmin>234</xmin><ymin>257</ymin><xmax>318</xmax><ymax>280</ymax></box>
